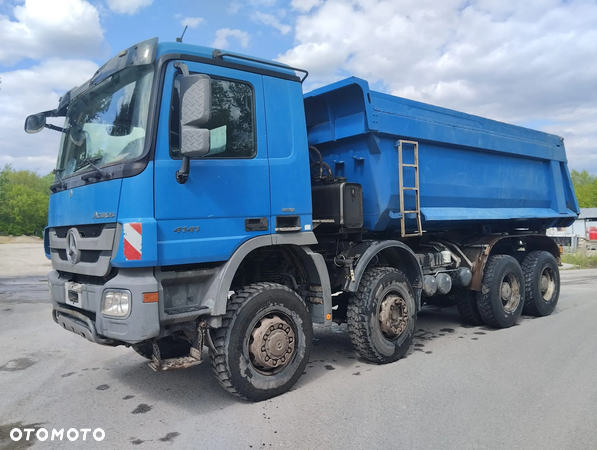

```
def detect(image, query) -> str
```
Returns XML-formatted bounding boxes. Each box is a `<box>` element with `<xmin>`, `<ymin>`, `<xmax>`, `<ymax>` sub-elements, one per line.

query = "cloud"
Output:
<box><xmin>212</xmin><ymin>28</ymin><xmax>251</xmax><ymax>49</ymax></box>
<box><xmin>106</xmin><ymin>0</ymin><xmax>153</xmax><ymax>15</ymax></box>
<box><xmin>180</xmin><ymin>16</ymin><xmax>204</xmax><ymax>29</ymax></box>
<box><xmin>227</xmin><ymin>2</ymin><xmax>242</xmax><ymax>14</ymax></box>
<box><xmin>0</xmin><ymin>59</ymin><xmax>99</xmax><ymax>174</ymax></box>
<box><xmin>250</xmin><ymin>0</ymin><xmax>277</xmax><ymax>6</ymax></box>
<box><xmin>278</xmin><ymin>0</ymin><xmax>597</xmax><ymax>174</ymax></box>
<box><xmin>543</xmin><ymin>107</ymin><xmax>597</xmax><ymax>173</ymax></box>
<box><xmin>251</xmin><ymin>11</ymin><xmax>291</xmax><ymax>35</ymax></box>
<box><xmin>0</xmin><ymin>0</ymin><xmax>104</xmax><ymax>65</ymax></box>
<box><xmin>290</xmin><ymin>0</ymin><xmax>322</xmax><ymax>12</ymax></box>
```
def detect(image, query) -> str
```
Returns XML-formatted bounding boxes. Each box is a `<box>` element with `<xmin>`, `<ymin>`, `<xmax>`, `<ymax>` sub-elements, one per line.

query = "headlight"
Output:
<box><xmin>101</xmin><ymin>290</ymin><xmax>131</xmax><ymax>317</ymax></box>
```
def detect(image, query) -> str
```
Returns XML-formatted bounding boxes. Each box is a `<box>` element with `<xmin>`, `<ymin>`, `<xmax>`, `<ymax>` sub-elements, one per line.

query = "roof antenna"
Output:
<box><xmin>176</xmin><ymin>25</ymin><xmax>188</xmax><ymax>43</ymax></box>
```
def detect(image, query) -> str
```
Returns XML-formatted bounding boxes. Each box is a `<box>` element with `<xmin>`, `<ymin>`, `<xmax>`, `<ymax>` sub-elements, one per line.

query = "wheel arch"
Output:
<box><xmin>464</xmin><ymin>234</ymin><xmax>560</xmax><ymax>291</ymax></box>
<box><xmin>205</xmin><ymin>234</ymin><xmax>332</xmax><ymax>324</ymax></box>
<box><xmin>342</xmin><ymin>240</ymin><xmax>423</xmax><ymax>310</ymax></box>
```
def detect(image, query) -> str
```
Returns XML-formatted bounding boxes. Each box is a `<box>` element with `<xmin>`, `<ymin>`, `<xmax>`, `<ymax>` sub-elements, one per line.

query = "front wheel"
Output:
<box><xmin>210</xmin><ymin>283</ymin><xmax>312</xmax><ymax>401</ymax></box>
<box><xmin>347</xmin><ymin>267</ymin><xmax>416</xmax><ymax>363</ymax></box>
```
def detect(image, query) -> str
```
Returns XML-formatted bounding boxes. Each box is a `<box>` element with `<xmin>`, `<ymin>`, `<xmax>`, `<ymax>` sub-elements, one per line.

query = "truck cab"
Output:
<box><xmin>32</xmin><ymin>38</ymin><xmax>316</xmax><ymax>339</ymax></box>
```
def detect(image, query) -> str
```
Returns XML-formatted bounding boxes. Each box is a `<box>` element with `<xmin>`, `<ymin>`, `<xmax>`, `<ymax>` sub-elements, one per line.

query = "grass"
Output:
<box><xmin>561</xmin><ymin>253</ymin><xmax>597</xmax><ymax>269</ymax></box>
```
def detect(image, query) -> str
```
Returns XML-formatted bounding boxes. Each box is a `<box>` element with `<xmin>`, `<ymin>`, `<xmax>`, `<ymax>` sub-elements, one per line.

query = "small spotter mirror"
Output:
<box><xmin>69</xmin><ymin>125</ymin><xmax>87</xmax><ymax>146</ymax></box>
<box><xmin>24</xmin><ymin>113</ymin><xmax>46</xmax><ymax>134</ymax></box>
<box><xmin>181</xmin><ymin>128</ymin><xmax>211</xmax><ymax>158</ymax></box>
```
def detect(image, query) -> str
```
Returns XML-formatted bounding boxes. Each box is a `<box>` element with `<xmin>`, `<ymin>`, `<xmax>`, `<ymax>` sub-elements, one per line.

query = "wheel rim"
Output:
<box><xmin>500</xmin><ymin>273</ymin><xmax>520</xmax><ymax>312</ymax></box>
<box><xmin>540</xmin><ymin>266</ymin><xmax>556</xmax><ymax>302</ymax></box>
<box><xmin>378</xmin><ymin>293</ymin><xmax>409</xmax><ymax>339</ymax></box>
<box><xmin>248</xmin><ymin>314</ymin><xmax>295</xmax><ymax>373</ymax></box>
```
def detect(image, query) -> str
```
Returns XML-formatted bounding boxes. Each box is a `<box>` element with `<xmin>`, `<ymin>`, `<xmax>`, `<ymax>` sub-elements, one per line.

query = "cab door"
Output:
<box><xmin>154</xmin><ymin>60</ymin><xmax>270</xmax><ymax>266</ymax></box>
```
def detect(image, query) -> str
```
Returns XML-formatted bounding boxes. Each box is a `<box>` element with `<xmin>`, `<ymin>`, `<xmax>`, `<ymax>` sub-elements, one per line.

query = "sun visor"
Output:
<box><xmin>56</xmin><ymin>38</ymin><xmax>158</xmax><ymax>115</ymax></box>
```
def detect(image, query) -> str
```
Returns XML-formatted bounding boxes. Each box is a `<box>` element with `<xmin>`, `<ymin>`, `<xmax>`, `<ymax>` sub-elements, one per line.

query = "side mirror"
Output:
<box><xmin>180</xmin><ymin>74</ymin><xmax>211</xmax><ymax>158</ymax></box>
<box><xmin>24</xmin><ymin>113</ymin><xmax>46</xmax><ymax>134</ymax></box>
<box><xmin>177</xmin><ymin>74</ymin><xmax>212</xmax><ymax>184</ymax></box>
<box><xmin>180</xmin><ymin>74</ymin><xmax>211</xmax><ymax>128</ymax></box>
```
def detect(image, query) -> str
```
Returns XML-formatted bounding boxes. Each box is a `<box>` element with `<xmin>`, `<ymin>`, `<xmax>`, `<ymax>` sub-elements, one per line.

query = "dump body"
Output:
<box><xmin>305</xmin><ymin>77</ymin><xmax>579</xmax><ymax>233</ymax></box>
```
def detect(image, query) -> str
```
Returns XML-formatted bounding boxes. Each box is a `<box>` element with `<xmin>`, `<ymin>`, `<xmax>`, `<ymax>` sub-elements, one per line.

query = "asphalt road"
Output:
<box><xmin>0</xmin><ymin>246</ymin><xmax>596</xmax><ymax>449</ymax></box>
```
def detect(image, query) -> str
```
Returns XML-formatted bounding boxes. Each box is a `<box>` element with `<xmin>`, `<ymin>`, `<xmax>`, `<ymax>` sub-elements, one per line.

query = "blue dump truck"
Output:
<box><xmin>25</xmin><ymin>38</ymin><xmax>579</xmax><ymax>401</ymax></box>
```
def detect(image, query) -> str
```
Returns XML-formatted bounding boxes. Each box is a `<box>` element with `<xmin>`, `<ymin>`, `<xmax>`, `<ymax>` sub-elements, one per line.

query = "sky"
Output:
<box><xmin>1</xmin><ymin>0</ymin><xmax>596</xmax><ymax>175</ymax></box>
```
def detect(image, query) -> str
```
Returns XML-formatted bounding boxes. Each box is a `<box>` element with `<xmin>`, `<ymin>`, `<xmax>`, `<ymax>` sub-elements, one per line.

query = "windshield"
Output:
<box><xmin>56</xmin><ymin>65</ymin><xmax>154</xmax><ymax>178</ymax></box>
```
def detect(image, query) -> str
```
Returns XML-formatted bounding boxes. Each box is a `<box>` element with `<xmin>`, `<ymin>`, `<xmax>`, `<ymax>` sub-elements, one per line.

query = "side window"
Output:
<box><xmin>169</xmin><ymin>74</ymin><xmax>256</xmax><ymax>158</ymax></box>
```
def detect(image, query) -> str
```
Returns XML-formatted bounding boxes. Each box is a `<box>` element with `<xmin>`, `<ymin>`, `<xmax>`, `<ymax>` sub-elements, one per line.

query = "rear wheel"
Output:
<box><xmin>521</xmin><ymin>251</ymin><xmax>560</xmax><ymax>316</ymax></box>
<box><xmin>210</xmin><ymin>283</ymin><xmax>312</xmax><ymax>402</ymax></box>
<box><xmin>347</xmin><ymin>267</ymin><xmax>416</xmax><ymax>363</ymax></box>
<box><xmin>454</xmin><ymin>288</ymin><xmax>484</xmax><ymax>325</ymax></box>
<box><xmin>477</xmin><ymin>255</ymin><xmax>525</xmax><ymax>328</ymax></box>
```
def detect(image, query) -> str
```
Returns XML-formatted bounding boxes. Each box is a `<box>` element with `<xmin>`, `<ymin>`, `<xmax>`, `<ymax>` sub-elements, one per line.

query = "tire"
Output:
<box><xmin>454</xmin><ymin>288</ymin><xmax>484</xmax><ymax>325</ymax></box>
<box><xmin>347</xmin><ymin>267</ymin><xmax>416</xmax><ymax>363</ymax></box>
<box><xmin>210</xmin><ymin>283</ymin><xmax>312</xmax><ymax>402</ymax></box>
<box><xmin>476</xmin><ymin>255</ymin><xmax>525</xmax><ymax>328</ymax></box>
<box><xmin>521</xmin><ymin>251</ymin><xmax>560</xmax><ymax>316</ymax></box>
<box><xmin>132</xmin><ymin>336</ymin><xmax>191</xmax><ymax>360</ymax></box>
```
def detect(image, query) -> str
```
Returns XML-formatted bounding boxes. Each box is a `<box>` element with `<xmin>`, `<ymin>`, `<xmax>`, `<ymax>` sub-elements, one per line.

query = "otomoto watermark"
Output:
<box><xmin>9</xmin><ymin>427</ymin><xmax>105</xmax><ymax>443</ymax></box>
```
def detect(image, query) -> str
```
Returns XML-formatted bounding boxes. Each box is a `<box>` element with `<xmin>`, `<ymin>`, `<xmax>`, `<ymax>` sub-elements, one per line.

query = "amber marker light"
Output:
<box><xmin>326</xmin><ymin>314</ymin><xmax>332</xmax><ymax>321</ymax></box>
<box><xmin>143</xmin><ymin>292</ymin><xmax>159</xmax><ymax>303</ymax></box>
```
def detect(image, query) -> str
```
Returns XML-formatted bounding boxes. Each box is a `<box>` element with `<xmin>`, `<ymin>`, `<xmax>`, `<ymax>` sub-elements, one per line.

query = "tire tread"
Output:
<box><xmin>521</xmin><ymin>251</ymin><xmax>542</xmax><ymax>316</ymax></box>
<box><xmin>454</xmin><ymin>289</ymin><xmax>484</xmax><ymax>325</ymax></box>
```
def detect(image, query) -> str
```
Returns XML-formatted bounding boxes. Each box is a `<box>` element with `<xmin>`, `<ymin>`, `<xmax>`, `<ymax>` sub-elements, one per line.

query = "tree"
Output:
<box><xmin>570</xmin><ymin>169</ymin><xmax>597</xmax><ymax>208</ymax></box>
<box><xmin>0</xmin><ymin>164</ymin><xmax>52</xmax><ymax>236</ymax></box>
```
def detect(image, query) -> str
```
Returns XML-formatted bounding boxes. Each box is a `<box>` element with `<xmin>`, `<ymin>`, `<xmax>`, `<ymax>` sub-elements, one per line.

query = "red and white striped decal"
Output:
<box><xmin>123</xmin><ymin>223</ymin><xmax>142</xmax><ymax>261</ymax></box>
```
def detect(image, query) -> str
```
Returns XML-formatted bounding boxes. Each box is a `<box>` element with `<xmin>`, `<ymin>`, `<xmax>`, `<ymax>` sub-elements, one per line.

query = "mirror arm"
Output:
<box><xmin>174</xmin><ymin>62</ymin><xmax>190</xmax><ymax>185</ymax></box>
<box><xmin>176</xmin><ymin>156</ymin><xmax>190</xmax><ymax>184</ymax></box>
<box><xmin>45</xmin><ymin>123</ymin><xmax>64</xmax><ymax>133</ymax></box>
<box><xmin>173</xmin><ymin>61</ymin><xmax>190</xmax><ymax>77</ymax></box>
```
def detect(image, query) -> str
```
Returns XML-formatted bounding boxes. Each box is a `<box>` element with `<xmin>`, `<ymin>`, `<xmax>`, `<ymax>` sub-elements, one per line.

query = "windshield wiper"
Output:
<box><xmin>78</xmin><ymin>156</ymin><xmax>112</xmax><ymax>181</ymax></box>
<box><xmin>49</xmin><ymin>168</ymin><xmax>67</xmax><ymax>192</ymax></box>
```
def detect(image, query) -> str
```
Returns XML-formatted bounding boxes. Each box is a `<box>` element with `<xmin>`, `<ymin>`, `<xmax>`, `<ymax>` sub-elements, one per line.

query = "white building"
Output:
<box><xmin>547</xmin><ymin>208</ymin><xmax>597</xmax><ymax>238</ymax></box>
<box><xmin>546</xmin><ymin>208</ymin><xmax>597</xmax><ymax>250</ymax></box>
<box><xmin>573</xmin><ymin>208</ymin><xmax>597</xmax><ymax>238</ymax></box>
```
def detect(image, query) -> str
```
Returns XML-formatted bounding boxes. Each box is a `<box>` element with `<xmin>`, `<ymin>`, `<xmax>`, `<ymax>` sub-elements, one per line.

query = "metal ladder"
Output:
<box><xmin>397</xmin><ymin>140</ymin><xmax>423</xmax><ymax>237</ymax></box>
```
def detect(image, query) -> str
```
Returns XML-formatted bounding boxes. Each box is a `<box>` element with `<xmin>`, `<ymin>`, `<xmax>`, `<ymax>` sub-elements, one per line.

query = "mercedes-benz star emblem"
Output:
<box><xmin>66</xmin><ymin>228</ymin><xmax>81</xmax><ymax>265</ymax></box>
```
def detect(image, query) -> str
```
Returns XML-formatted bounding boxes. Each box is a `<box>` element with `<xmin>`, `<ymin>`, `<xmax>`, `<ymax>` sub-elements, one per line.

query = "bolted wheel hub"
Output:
<box><xmin>378</xmin><ymin>294</ymin><xmax>408</xmax><ymax>338</ymax></box>
<box><xmin>540</xmin><ymin>267</ymin><xmax>556</xmax><ymax>301</ymax></box>
<box><xmin>500</xmin><ymin>273</ymin><xmax>520</xmax><ymax>312</ymax></box>
<box><xmin>501</xmin><ymin>282</ymin><xmax>512</xmax><ymax>299</ymax></box>
<box><xmin>249</xmin><ymin>315</ymin><xmax>295</xmax><ymax>371</ymax></box>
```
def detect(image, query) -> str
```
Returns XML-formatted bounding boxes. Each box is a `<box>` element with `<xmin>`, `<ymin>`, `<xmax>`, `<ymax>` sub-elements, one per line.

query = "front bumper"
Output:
<box><xmin>53</xmin><ymin>304</ymin><xmax>116</xmax><ymax>345</ymax></box>
<box><xmin>48</xmin><ymin>268</ymin><xmax>160</xmax><ymax>345</ymax></box>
